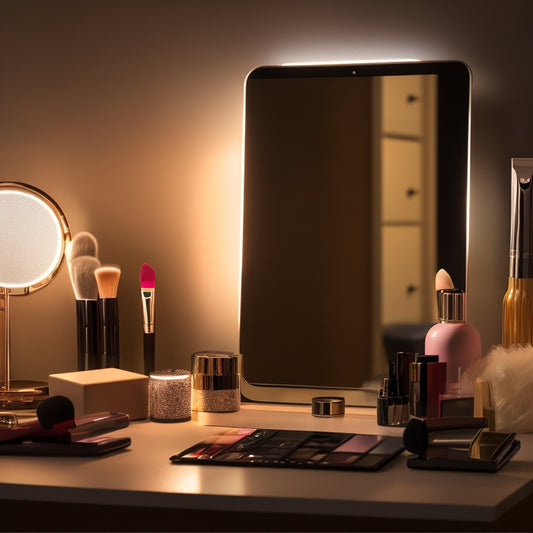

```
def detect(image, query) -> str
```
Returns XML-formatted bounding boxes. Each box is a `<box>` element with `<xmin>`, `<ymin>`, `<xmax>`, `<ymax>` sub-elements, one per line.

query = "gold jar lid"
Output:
<box><xmin>312</xmin><ymin>396</ymin><xmax>345</xmax><ymax>417</ymax></box>
<box><xmin>191</xmin><ymin>351</ymin><xmax>241</xmax><ymax>390</ymax></box>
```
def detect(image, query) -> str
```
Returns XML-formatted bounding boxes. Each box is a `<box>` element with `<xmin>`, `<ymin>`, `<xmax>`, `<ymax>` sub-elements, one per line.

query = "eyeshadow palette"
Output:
<box><xmin>170</xmin><ymin>428</ymin><xmax>405</xmax><ymax>471</ymax></box>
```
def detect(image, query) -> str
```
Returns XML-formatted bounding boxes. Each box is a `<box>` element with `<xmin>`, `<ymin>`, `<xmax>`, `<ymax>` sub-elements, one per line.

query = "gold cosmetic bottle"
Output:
<box><xmin>502</xmin><ymin>158</ymin><xmax>533</xmax><ymax>347</ymax></box>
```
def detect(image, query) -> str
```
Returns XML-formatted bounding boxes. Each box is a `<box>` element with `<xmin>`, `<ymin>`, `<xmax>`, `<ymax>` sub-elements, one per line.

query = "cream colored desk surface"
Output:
<box><xmin>0</xmin><ymin>403</ymin><xmax>532</xmax><ymax>526</ymax></box>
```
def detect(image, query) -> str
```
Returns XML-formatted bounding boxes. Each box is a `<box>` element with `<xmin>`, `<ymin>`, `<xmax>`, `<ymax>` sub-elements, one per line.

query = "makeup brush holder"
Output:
<box><xmin>191</xmin><ymin>352</ymin><xmax>241</xmax><ymax>412</ymax></box>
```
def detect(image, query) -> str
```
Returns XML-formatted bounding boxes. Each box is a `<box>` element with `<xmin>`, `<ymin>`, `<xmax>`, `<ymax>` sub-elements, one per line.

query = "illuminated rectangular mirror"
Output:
<box><xmin>239</xmin><ymin>61</ymin><xmax>471</xmax><ymax>406</ymax></box>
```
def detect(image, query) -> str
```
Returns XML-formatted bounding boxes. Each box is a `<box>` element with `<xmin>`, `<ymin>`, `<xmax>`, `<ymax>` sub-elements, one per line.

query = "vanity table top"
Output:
<box><xmin>0</xmin><ymin>403</ymin><xmax>532</xmax><ymax>528</ymax></box>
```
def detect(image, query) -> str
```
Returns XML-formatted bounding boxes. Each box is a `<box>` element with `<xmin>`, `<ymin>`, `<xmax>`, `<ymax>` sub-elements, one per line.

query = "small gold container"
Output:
<box><xmin>191</xmin><ymin>352</ymin><xmax>241</xmax><ymax>413</ymax></box>
<box><xmin>312</xmin><ymin>396</ymin><xmax>345</xmax><ymax>417</ymax></box>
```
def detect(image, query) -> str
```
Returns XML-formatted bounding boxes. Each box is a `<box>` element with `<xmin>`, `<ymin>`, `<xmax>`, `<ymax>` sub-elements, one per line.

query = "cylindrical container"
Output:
<box><xmin>191</xmin><ymin>352</ymin><xmax>241</xmax><ymax>412</ymax></box>
<box><xmin>377</xmin><ymin>393</ymin><xmax>409</xmax><ymax>426</ymax></box>
<box><xmin>396</xmin><ymin>351</ymin><xmax>418</xmax><ymax>398</ymax></box>
<box><xmin>503</xmin><ymin>278</ymin><xmax>533</xmax><ymax>347</ymax></box>
<box><xmin>503</xmin><ymin>158</ymin><xmax>533</xmax><ymax>347</ymax></box>
<box><xmin>149</xmin><ymin>369</ymin><xmax>191</xmax><ymax>422</ymax></box>
<box><xmin>409</xmin><ymin>355</ymin><xmax>446</xmax><ymax>418</ymax></box>
<box><xmin>377</xmin><ymin>361</ymin><xmax>409</xmax><ymax>427</ymax></box>
<box><xmin>312</xmin><ymin>397</ymin><xmax>345</xmax><ymax>418</ymax></box>
<box><xmin>425</xmin><ymin>289</ymin><xmax>481</xmax><ymax>393</ymax></box>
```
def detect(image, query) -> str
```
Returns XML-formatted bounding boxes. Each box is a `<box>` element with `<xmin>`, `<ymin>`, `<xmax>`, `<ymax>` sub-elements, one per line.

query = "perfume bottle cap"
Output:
<box><xmin>437</xmin><ymin>288</ymin><xmax>464</xmax><ymax>322</ymax></box>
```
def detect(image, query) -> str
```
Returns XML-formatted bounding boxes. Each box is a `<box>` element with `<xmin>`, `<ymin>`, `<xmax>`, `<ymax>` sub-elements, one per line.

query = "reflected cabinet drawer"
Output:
<box><xmin>381</xmin><ymin>75</ymin><xmax>423</xmax><ymax>137</ymax></box>
<box><xmin>381</xmin><ymin>137</ymin><xmax>422</xmax><ymax>223</ymax></box>
<box><xmin>381</xmin><ymin>225</ymin><xmax>422</xmax><ymax>324</ymax></box>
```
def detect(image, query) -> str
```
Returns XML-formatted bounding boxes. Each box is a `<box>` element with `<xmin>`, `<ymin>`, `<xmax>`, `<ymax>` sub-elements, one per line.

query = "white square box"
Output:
<box><xmin>49</xmin><ymin>368</ymin><xmax>148</xmax><ymax>420</ymax></box>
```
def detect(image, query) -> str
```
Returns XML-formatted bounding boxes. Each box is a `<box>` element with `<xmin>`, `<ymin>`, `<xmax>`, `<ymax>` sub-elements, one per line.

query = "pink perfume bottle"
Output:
<box><xmin>425</xmin><ymin>289</ymin><xmax>481</xmax><ymax>393</ymax></box>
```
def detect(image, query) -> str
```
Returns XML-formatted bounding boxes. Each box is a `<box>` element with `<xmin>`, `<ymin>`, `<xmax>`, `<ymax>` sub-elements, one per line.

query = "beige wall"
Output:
<box><xmin>0</xmin><ymin>0</ymin><xmax>531</xmax><ymax>380</ymax></box>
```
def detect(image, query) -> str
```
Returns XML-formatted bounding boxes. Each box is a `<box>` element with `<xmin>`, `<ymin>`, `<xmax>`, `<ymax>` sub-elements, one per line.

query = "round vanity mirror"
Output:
<box><xmin>0</xmin><ymin>182</ymin><xmax>71</xmax><ymax>408</ymax></box>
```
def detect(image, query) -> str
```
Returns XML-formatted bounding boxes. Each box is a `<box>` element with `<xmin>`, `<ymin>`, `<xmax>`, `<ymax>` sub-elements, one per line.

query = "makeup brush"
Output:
<box><xmin>139</xmin><ymin>263</ymin><xmax>156</xmax><ymax>375</ymax></box>
<box><xmin>69</xmin><ymin>256</ymin><xmax>101</xmax><ymax>370</ymax></box>
<box><xmin>67</xmin><ymin>231</ymin><xmax>98</xmax><ymax>263</ymax></box>
<box><xmin>0</xmin><ymin>395</ymin><xmax>75</xmax><ymax>443</ymax></box>
<box><xmin>94</xmin><ymin>266</ymin><xmax>121</xmax><ymax>369</ymax></box>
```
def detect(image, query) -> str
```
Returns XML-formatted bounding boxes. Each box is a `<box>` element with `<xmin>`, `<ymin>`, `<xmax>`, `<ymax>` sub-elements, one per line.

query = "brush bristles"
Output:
<box><xmin>140</xmin><ymin>263</ymin><xmax>155</xmax><ymax>289</ymax></box>
<box><xmin>68</xmin><ymin>231</ymin><xmax>98</xmax><ymax>262</ymax></box>
<box><xmin>95</xmin><ymin>266</ymin><xmax>121</xmax><ymax>299</ymax></box>
<box><xmin>69</xmin><ymin>256</ymin><xmax>101</xmax><ymax>300</ymax></box>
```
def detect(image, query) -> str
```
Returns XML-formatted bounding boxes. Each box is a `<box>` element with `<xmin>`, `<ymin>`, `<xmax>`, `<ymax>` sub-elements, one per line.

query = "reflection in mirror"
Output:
<box><xmin>0</xmin><ymin>182</ymin><xmax>71</xmax><ymax>408</ymax></box>
<box><xmin>239</xmin><ymin>62</ymin><xmax>470</xmax><ymax>405</ymax></box>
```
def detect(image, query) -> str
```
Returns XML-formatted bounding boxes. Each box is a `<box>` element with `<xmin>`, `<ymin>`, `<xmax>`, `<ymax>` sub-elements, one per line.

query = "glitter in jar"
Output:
<box><xmin>149</xmin><ymin>369</ymin><xmax>191</xmax><ymax>422</ymax></box>
<box><xmin>192</xmin><ymin>388</ymin><xmax>240</xmax><ymax>413</ymax></box>
<box><xmin>191</xmin><ymin>352</ymin><xmax>241</xmax><ymax>413</ymax></box>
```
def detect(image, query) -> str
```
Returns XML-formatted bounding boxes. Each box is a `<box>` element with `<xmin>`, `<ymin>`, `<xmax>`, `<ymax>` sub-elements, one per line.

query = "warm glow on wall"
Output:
<box><xmin>185</xmin><ymin>141</ymin><xmax>243</xmax><ymax>351</ymax></box>
<box><xmin>282</xmin><ymin>58</ymin><xmax>420</xmax><ymax>66</ymax></box>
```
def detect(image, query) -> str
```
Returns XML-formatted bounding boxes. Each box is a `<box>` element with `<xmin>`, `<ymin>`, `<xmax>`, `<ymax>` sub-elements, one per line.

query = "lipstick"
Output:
<box><xmin>409</xmin><ymin>355</ymin><xmax>446</xmax><ymax>418</ymax></box>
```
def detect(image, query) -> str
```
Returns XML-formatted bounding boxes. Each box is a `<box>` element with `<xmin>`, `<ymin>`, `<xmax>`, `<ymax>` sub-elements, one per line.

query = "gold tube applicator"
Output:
<box><xmin>502</xmin><ymin>158</ymin><xmax>533</xmax><ymax>347</ymax></box>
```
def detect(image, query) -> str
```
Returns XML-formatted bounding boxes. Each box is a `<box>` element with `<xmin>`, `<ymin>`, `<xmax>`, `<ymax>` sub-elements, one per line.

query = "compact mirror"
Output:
<box><xmin>239</xmin><ymin>61</ymin><xmax>471</xmax><ymax>406</ymax></box>
<box><xmin>0</xmin><ymin>182</ymin><xmax>71</xmax><ymax>408</ymax></box>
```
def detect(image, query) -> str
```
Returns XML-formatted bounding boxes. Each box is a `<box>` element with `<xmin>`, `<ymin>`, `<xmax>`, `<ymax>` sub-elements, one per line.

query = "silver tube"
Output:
<box><xmin>509</xmin><ymin>158</ymin><xmax>533</xmax><ymax>278</ymax></box>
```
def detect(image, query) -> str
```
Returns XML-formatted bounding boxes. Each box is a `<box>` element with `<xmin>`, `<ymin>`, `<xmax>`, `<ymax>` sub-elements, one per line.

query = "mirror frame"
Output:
<box><xmin>0</xmin><ymin>181</ymin><xmax>71</xmax><ymax>295</ymax></box>
<box><xmin>0</xmin><ymin>181</ymin><xmax>71</xmax><ymax>409</ymax></box>
<box><xmin>239</xmin><ymin>60</ymin><xmax>471</xmax><ymax>406</ymax></box>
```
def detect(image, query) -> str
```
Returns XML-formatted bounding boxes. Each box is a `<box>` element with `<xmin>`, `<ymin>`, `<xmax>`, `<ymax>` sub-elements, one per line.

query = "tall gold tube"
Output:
<box><xmin>503</xmin><ymin>278</ymin><xmax>533</xmax><ymax>347</ymax></box>
<box><xmin>502</xmin><ymin>158</ymin><xmax>533</xmax><ymax>347</ymax></box>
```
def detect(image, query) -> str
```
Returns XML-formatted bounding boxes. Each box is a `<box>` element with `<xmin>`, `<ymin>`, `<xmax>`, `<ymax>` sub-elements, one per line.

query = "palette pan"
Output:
<box><xmin>170</xmin><ymin>428</ymin><xmax>405</xmax><ymax>471</ymax></box>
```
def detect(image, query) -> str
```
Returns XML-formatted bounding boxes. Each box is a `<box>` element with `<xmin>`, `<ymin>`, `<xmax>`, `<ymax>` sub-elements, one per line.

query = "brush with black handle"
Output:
<box><xmin>69</xmin><ymin>256</ymin><xmax>101</xmax><ymax>370</ymax></box>
<box><xmin>140</xmin><ymin>263</ymin><xmax>156</xmax><ymax>375</ymax></box>
<box><xmin>95</xmin><ymin>266</ymin><xmax>121</xmax><ymax>369</ymax></box>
